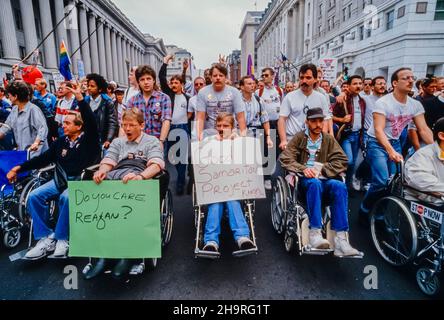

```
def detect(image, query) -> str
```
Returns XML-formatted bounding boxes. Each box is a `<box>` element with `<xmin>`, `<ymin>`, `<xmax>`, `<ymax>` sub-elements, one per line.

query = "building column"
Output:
<box><xmin>122</xmin><ymin>38</ymin><xmax>129</xmax><ymax>83</ymax></box>
<box><xmin>0</xmin><ymin>1</ymin><xmax>17</xmax><ymax>60</ymax></box>
<box><xmin>97</xmin><ymin>18</ymin><xmax>107</xmax><ymax>77</ymax></box>
<box><xmin>111</xmin><ymin>29</ymin><xmax>119</xmax><ymax>82</ymax></box>
<box><xmin>67</xmin><ymin>1</ymin><xmax>81</xmax><ymax>75</ymax></box>
<box><xmin>19</xmin><ymin>0</ymin><xmax>39</xmax><ymax>60</ymax></box>
<box><xmin>125</xmin><ymin>40</ymin><xmax>131</xmax><ymax>69</ymax></box>
<box><xmin>38</xmin><ymin>0</ymin><xmax>57</xmax><ymax>69</ymax></box>
<box><xmin>54</xmin><ymin>0</ymin><xmax>69</xmax><ymax>54</ymax></box>
<box><xmin>78</xmin><ymin>4</ymin><xmax>91</xmax><ymax>74</ymax></box>
<box><xmin>88</xmin><ymin>13</ymin><xmax>100</xmax><ymax>74</ymax></box>
<box><xmin>130</xmin><ymin>45</ymin><xmax>135</xmax><ymax>67</ymax></box>
<box><xmin>116</xmin><ymin>33</ymin><xmax>123</xmax><ymax>84</ymax></box>
<box><xmin>297</xmin><ymin>0</ymin><xmax>305</xmax><ymax>60</ymax></box>
<box><xmin>104</xmin><ymin>24</ymin><xmax>113</xmax><ymax>81</ymax></box>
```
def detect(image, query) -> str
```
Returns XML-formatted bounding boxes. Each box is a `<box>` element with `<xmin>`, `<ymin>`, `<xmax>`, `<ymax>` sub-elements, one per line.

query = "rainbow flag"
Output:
<box><xmin>59</xmin><ymin>41</ymin><xmax>73</xmax><ymax>81</ymax></box>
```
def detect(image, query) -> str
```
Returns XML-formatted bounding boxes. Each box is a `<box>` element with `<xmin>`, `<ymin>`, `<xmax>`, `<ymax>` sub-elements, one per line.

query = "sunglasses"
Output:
<box><xmin>262</xmin><ymin>74</ymin><xmax>271</xmax><ymax>78</ymax></box>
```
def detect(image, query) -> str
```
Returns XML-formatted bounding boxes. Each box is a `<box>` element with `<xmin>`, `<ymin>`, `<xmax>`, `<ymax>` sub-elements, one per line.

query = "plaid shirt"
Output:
<box><xmin>128</xmin><ymin>91</ymin><xmax>172</xmax><ymax>138</ymax></box>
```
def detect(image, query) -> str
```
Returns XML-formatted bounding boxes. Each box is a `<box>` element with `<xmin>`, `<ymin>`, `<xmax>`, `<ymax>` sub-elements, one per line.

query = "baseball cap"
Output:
<box><xmin>306</xmin><ymin>107</ymin><xmax>326</xmax><ymax>120</ymax></box>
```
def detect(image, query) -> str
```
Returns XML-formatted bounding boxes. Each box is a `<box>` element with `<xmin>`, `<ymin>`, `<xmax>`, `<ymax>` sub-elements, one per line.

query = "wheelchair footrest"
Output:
<box><xmin>232</xmin><ymin>247</ymin><xmax>258</xmax><ymax>258</ymax></box>
<box><xmin>195</xmin><ymin>249</ymin><xmax>221</xmax><ymax>260</ymax></box>
<box><xmin>335</xmin><ymin>252</ymin><xmax>364</xmax><ymax>259</ymax></box>
<box><xmin>129</xmin><ymin>263</ymin><xmax>145</xmax><ymax>276</ymax></box>
<box><xmin>302</xmin><ymin>246</ymin><xmax>334</xmax><ymax>256</ymax></box>
<box><xmin>47</xmin><ymin>253</ymin><xmax>69</xmax><ymax>260</ymax></box>
<box><xmin>9</xmin><ymin>249</ymin><xmax>28</xmax><ymax>262</ymax></box>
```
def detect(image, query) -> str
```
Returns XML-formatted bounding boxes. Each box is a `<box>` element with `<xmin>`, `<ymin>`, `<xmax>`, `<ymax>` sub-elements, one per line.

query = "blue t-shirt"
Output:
<box><xmin>34</xmin><ymin>91</ymin><xmax>57</xmax><ymax>116</ymax></box>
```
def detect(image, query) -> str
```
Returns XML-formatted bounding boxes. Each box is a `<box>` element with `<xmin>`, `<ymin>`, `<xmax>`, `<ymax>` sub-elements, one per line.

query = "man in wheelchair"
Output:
<box><xmin>201</xmin><ymin>113</ymin><xmax>256</xmax><ymax>255</ymax></box>
<box><xmin>280</xmin><ymin>108</ymin><xmax>362</xmax><ymax>257</ymax></box>
<box><xmin>84</xmin><ymin>108</ymin><xmax>166</xmax><ymax>279</ymax></box>
<box><xmin>6</xmin><ymin>82</ymin><xmax>101</xmax><ymax>260</ymax></box>
<box><xmin>405</xmin><ymin>117</ymin><xmax>444</xmax><ymax>206</ymax></box>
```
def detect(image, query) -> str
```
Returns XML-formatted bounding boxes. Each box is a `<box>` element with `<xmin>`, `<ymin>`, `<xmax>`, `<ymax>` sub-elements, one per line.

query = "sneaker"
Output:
<box><xmin>308</xmin><ymin>229</ymin><xmax>330</xmax><ymax>249</ymax></box>
<box><xmin>264</xmin><ymin>180</ymin><xmax>272</xmax><ymax>191</ymax></box>
<box><xmin>237</xmin><ymin>237</ymin><xmax>256</xmax><ymax>250</ymax></box>
<box><xmin>25</xmin><ymin>237</ymin><xmax>56</xmax><ymax>260</ymax></box>
<box><xmin>53</xmin><ymin>240</ymin><xmax>69</xmax><ymax>258</ymax></box>
<box><xmin>203</xmin><ymin>241</ymin><xmax>219</xmax><ymax>252</ymax></box>
<box><xmin>334</xmin><ymin>232</ymin><xmax>362</xmax><ymax>257</ymax></box>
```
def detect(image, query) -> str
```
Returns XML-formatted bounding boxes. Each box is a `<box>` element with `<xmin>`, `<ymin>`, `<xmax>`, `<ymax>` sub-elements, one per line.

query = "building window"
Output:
<box><xmin>319</xmin><ymin>3</ymin><xmax>323</xmax><ymax>18</ymax></box>
<box><xmin>14</xmin><ymin>8</ymin><xmax>23</xmax><ymax>31</ymax></box>
<box><xmin>343</xmin><ymin>8</ymin><xmax>347</xmax><ymax>21</ymax></box>
<box><xmin>416</xmin><ymin>2</ymin><xmax>428</xmax><ymax>14</ymax></box>
<box><xmin>348</xmin><ymin>4</ymin><xmax>353</xmax><ymax>18</ymax></box>
<box><xmin>19</xmin><ymin>46</ymin><xmax>26</xmax><ymax>60</ymax></box>
<box><xmin>340</xmin><ymin>35</ymin><xmax>345</xmax><ymax>43</ymax></box>
<box><xmin>366</xmin><ymin>27</ymin><xmax>372</xmax><ymax>38</ymax></box>
<box><xmin>318</xmin><ymin>25</ymin><xmax>322</xmax><ymax>36</ymax></box>
<box><xmin>436</xmin><ymin>0</ymin><xmax>444</xmax><ymax>20</ymax></box>
<box><xmin>398</xmin><ymin>6</ymin><xmax>406</xmax><ymax>18</ymax></box>
<box><xmin>328</xmin><ymin>18</ymin><xmax>331</xmax><ymax>31</ymax></box>
<box><xmin>359</xmin><ymin>25</ymin><xmax>364</xmax><ymax>40</ymax></box>
<box><xmin>307</xmin><ymin>23</ymin><xmax>310</xmax><ymax>37</ymax></box>
<box><xmin>386</xmin><ymin>10</ymin><xmax>395</xmax><ymax>30</ymax></box>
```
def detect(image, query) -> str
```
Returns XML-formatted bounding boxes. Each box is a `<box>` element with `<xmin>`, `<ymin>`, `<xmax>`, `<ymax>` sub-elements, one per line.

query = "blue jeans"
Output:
<box><xmin>341</xmin><ymin>131</ymin><xmax>360</xmax><ymax>187</ymax></box>
<box><xmin>167</xmin><ymin>124</ymin><xmax>189</xmax><ymax>190</ymax></box>
<box><xmin>361</xmin><ymin>136</ymin><xmax>401</xmax><ymax>214</ymax></box>
<box><xmin>300</xmin><ymin>178</ymin><xmax>349</xmax><ymax>232</ymax></box>
<box><xmin>27</xmin><ymin>180</ymin><xmax>69</xmax><ymax>241</ymax></box>
<box><xmin>204</xmin><ymin>201</ymin><xmax>250</xmax><ymax>246</ymax></box>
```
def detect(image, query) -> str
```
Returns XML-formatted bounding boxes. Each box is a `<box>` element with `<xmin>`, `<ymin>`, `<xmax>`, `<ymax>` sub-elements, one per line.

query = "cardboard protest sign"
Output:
<box><xmin>318</xmin><ymin>58</ymin><xmax>338</xmax><ymax>84</ymax></box>
<box><xmin>191</xmin><ymin>137</ymin><xmax>266</xmax><ymax>206</ymax></box>
<box><xmin>68</xmin><ymin>180</ymin><xmax>161</xmax><ymax>259</ymax></box>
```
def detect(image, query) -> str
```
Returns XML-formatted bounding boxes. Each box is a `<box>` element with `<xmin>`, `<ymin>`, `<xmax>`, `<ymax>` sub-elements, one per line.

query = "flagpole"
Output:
<box><xmin>20</xmin><ymin>5</ymin><xmax>76</xmax><ymax>65</ymax></box>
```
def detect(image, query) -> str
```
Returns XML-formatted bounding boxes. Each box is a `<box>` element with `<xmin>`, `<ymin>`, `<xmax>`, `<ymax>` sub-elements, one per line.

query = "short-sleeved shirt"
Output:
<box><xmin>196</xmin><ymin>85</ymin><xmax>245</xmax><ymax>130</ymax></box>
<box><xmin>244</xmin><ymin>95</ymin><xmax>269</xmax><ymax>128</ymax></box>
<box><xmin>34</xmin><ymin>91</ymin><xmax>57</xmax><ymax>115</ymax></box>
<box><xmin>172</xmin><ymin>94</ymin><xmax>188</xmax><ymax>125</ymax></box>
<box><xmin>280</xmin><ymin>89</ymin><xmax>331</xmax><ymax>140</ymax></box>
<box><xmin>362</xmin><ymin>94</ymin><xmax>381</xmax><ymax>131</ymax></box>
<box><xmin>256</xmin><ymin>86</ymin><xmax>282</xmax><ymax>121</ymax></box>
<box><xmin>128</xmin><ymin>91</ymin><xmax>172</xmax><ymax>138</ymax></box>
<box><xmin>367</xmin><ymin>93</ymin><xmax>425</xmax><ymax>140</ymax></box>
<box><xmin>306</xmin><ymin>129</ymin><xmax>323</xmax><ymax>168</ymax></box>
<box><xmin>352</xmin><ymin>96</ymin><xmax>362</xmax><ymax>132</ymax></box>
<box><xmin>101</xmin><ymin>133</ymin><xmax>165</xmax><ymax>170</ymax></box>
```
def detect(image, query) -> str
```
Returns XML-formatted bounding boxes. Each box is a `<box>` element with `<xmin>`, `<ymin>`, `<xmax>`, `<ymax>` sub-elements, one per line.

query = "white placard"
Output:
<box><xmin>52</xmin><ymin>72</ymin><xmax>65</xmax><ymax>90</ymax></box>
<box><xmin>191</xmin><ymin>137</ymin><xmax>266</xmax><ymax>206</ymax></box>
<box><xmin>318</xmin><ymin>57</ymin><xmax>338</xmax><ymax>84</ymax></box>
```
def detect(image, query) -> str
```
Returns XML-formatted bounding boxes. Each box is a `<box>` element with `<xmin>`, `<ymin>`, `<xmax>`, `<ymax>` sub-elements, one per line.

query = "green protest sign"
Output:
<box><xmin>68</xmin><ymin>180</ymin><xmax>161</xmax><ymax>259</ymax></box>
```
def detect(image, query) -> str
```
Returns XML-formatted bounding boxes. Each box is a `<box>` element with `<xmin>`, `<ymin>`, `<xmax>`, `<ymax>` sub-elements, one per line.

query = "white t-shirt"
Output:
<box><xmin>256</xmin><ymin>86</ymin><xmax>282</xmax><ymax>121</ymax></box>
<box><xmin>172</xmin><ymin>94</ymin><xmax>188</xmax><ymax>125</ymax></box>
<box><xmin>188</xmin><ymin>95</ymin><xmax>197</xmax><ymax>114</ymax></box>
<box><xmin>280</xmin><ymin>89</ymin><xmax>332</xmax><ymax>140</ymax></box>
<box><xmin>196</xmin><ymin>85</ymin><xmax>245</xmax><ymax>130</ymax></box>
<box><xmin>352</xmin><ymin>96</ymin><xmax>362</xmax><ymax>132</ymax></box>
<box><xmin>362</xmin><ymin>94</ymin><xmax>381</xmax><ymax>132</ymax></box>
<box><xmin>367</xmin><ymin>93</ymin><xmax>425</xmax><ymax>140</ymax></box>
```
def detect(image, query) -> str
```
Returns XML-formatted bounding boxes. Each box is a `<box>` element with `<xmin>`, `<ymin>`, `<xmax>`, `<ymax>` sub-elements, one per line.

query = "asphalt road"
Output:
<box><xmin>0</xmin><ymin>177</ymin><xmax>432</xmax><ymax>300</ymax></box>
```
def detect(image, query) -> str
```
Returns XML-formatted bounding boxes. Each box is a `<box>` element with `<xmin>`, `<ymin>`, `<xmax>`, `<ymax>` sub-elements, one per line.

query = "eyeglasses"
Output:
<box><xmin>262</xmin><ymin>74</ymin><xmax>271</xmax><ymax>78</ymax></box>
<box><xmin>364</xmin><ymin>83</ymin><xmax>372</xmax><ymax>86</ymax></box>
<box><xmin>400</xmin><ymin>76</ymin><xmax>417</xmax><ymax>81</ymax></box>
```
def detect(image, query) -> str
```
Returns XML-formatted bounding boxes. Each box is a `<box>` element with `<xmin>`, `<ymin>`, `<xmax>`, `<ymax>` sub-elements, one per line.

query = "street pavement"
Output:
<box><xmin>0</xmin><ymin>182</ymin><xmax>431</xmax><ymax>300</ymax></box>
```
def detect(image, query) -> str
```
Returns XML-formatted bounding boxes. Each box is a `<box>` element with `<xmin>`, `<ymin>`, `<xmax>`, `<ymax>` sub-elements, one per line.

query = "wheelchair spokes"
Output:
<box><xmin>371</xmin><ymin>197</ymin><xmax>418</xmax><ymax>267</ymax></box>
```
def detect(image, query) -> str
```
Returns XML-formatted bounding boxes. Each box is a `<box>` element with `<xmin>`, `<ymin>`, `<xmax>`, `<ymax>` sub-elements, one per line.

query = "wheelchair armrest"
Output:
<box><xmin>81</xmin><ymin>164</ymin><xmax>101</xmax><ymax>180</ymax></box>
<box><xmin>36</xmin><ymin>164</ymin><xmax>56</xmax><ymax>179</ymax></box>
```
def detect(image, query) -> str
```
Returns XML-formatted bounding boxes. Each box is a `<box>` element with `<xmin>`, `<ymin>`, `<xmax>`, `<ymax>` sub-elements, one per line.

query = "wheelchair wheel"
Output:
<box><xmin>271</xmin><ymin>177</ymin><xmax>289</xmax><ymax>235</ymax></box>
<box><xmin>161</xmin><ymin>189</ymin><xmax>173</xmax><ymax>247</ymax></box>
<box><xmin>416</xmin><ymin>268</ymin><xmax>441</xmax><ymax>297</ymax></box>
<box><xmin>3</xmin><ymin>228</ymin><xmax>21</xmax><ymax>249</ymax></box>
<box><xmin>18</xmin><ymin>178</ymin><xmax>56</xmax><ymax>224</ymax></box>
<box><xmin>370</xmin><ymin>196</ymin><xmax>418</xmax><ymax>267</ymax></box>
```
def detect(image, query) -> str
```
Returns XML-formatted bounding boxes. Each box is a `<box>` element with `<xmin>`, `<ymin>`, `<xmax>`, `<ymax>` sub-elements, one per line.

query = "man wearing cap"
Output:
<box><xmin>280</xmin><ymin>108</ymin><xmax>362</xmax><ymax>257</ymax></box>
<box><xmin>405</xmin><ymin>117</ymin><xmax>444</xmax><ymax>206</ymax></box>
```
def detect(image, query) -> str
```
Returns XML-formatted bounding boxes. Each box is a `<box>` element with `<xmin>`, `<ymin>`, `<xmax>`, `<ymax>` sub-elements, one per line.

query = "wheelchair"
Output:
<box><xmin>192</xmin><ymin>184</ymin><xmax>258</xmax><ymax>259</ymax></box>
<box><xmin>271</xmin><ymin>172</ymin><xmax>363</xmax><ymax>258</ymax></box>
<box><xmin>369</xmin><ymin>162</ymin><xmax>444</xmax><ymax>297</ymax></box>
<box><xmin>0</xmin><ymin>149</ymin><xmax>55</xmax><ymax>252</ymax></box>
<box><xmin>80</xmin><ymin>165</ymin><xmax>174</xmax><ymax>276</ymax></box>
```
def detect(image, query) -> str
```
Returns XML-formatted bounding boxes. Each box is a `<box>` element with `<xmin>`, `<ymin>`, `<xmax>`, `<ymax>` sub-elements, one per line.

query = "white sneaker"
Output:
<box><xmin>237</xmin><ymin>237</ymin><xmax>256</xmax><ymax>250</ymax></box>
<box><xmin>308</xmin><ymin>229</ymin><xmax>330</xmax><ymax>249</ymax></box>
<box><xmin>264</xmin><ymin>180</ymin><xmax>272</xmax><ymax>190</ymax></box>
<box><xmin>53</xmin><ymin>240</ymin><xmax>69</xmax><ymax>258</ymax></box>
<box><xmin>334</xmin><ymin>232</ymin><xmax>361</xmax><ymax>257</ymax></box>
<box><xmin>25</xmin><ymin>237</ymin><xmax>56</xmax><ymax>260</ymax></box>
